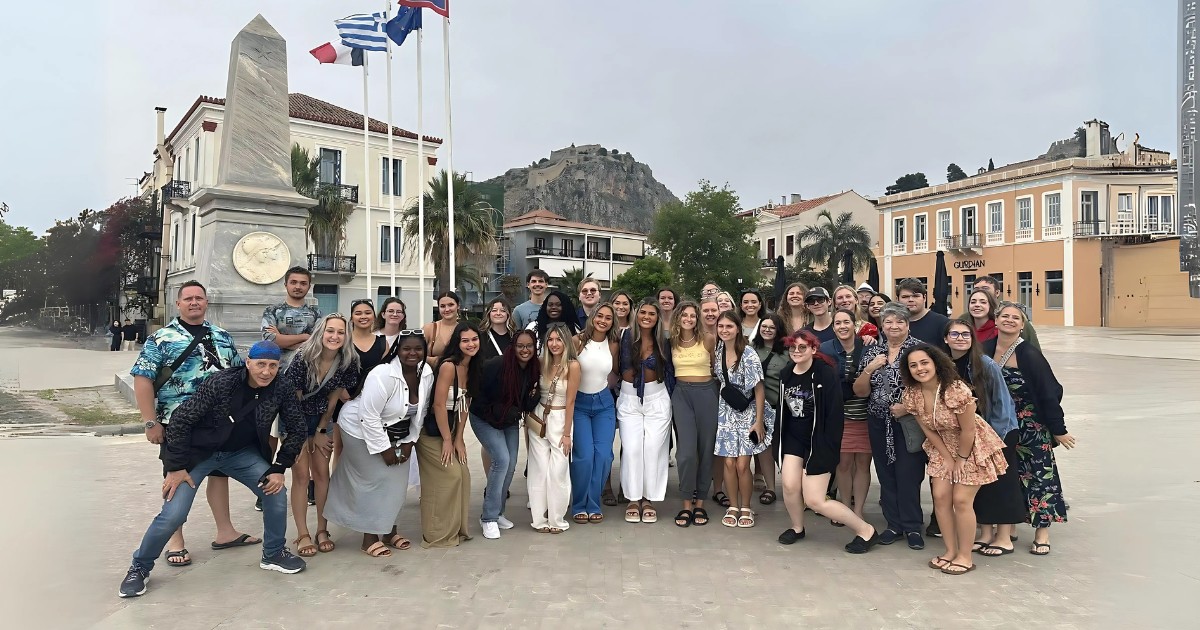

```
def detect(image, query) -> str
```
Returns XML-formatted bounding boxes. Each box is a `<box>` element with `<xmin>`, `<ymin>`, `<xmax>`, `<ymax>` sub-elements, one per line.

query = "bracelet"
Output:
<box><xmin>955</xmin><ymin>453</ymin><xmax>968</xmax><ymax>460</ymax></box>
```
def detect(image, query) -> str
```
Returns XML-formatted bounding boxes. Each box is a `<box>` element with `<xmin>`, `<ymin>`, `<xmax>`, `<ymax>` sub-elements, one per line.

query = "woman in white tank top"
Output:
<box><xmin>568</xmin><ymin>303</ymin><xmax>619</xmax><ymax>523</ymax></box>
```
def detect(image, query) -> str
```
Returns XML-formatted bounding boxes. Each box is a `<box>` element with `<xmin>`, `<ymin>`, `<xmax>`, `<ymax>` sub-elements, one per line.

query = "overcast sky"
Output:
<box><xmin>0</xmin><ymin>0</ymin><xmax>1177</xmax><ymax>233</ymax></box>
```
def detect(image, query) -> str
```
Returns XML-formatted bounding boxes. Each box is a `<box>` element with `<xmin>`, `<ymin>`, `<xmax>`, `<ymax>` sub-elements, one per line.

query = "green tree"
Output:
<box><xmin>650</xmin><ymin>180</ymin><xmax>759</xmax><ymax>296</ymax></box>
<box><xmin>559</xmin><ymin>267</ymin><xmax>588</xmax><ymax>306</ymax></box>
<box><xmin>884</xmin><ymin>172</ymin><xmax>929</xmax><ymax>195</ymax></box>
<box><xmin>610</xmin><ymin>256</ymin><xmax>673</xmax><ymax>301</ymax></box>
<box><xmin>98</xmin><ymin>197</ymin><xmax>157</xmax><ymax>317</ymax></box>
<box><xmin>498</xmin><ymin>274</ymin><xmax>523</xmax><ymax>304</ymax></box>
<box><xmin>0</xmin><ymin>219</ymin><xmax>42</xmax><ymax>293</ymax></box>
<box><xmin>794</xmin><ymin>209</ymin><xmax>875</xmax><ymax>291</ymax></box>
<box><xmin>292</xmin><ymin>144</ymin><xmax>353</xmax><ymax>257</ymax></box>
<box><xmin>946</xmin><ymin>163</ymin><xmax>968</xmax><ymax>183</ymax></box>
<box><xmin>401</xmin><ymin>170</ymin><xmax>498</xmax><ymax>295</ymax></box>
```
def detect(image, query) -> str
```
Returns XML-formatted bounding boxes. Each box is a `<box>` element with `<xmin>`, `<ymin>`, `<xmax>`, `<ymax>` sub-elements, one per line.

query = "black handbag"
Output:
<box><xmin>887</xmin><ymin>373</ymin><xmax>925</xmax><ymax>454</ymax></box>
<box><xmin>424</xmin><ymin>367</ymin><xmax>461</xmax><ymax>438</ymax></box>
<box><xmin>720</xmin><ymin>348</ymin><xmax>753</xmax><ymax>412</ymax></box>
<box><xmin>153</xmin><ymin>333</ymin><xmax>205</xmax><ymax>393</ymax></box>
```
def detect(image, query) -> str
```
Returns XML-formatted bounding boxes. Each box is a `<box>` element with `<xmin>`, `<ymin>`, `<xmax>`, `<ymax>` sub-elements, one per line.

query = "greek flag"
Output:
<box><xmin>336</xmin><ymin>13</ymin><xmax>388</xmax><ymax>52</ymax></box>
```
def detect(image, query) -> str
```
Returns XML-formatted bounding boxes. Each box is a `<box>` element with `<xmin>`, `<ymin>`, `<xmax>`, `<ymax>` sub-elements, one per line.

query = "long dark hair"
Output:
<box><xmin>737</xmin><ymin>287</ymin><xmax>767</xmax><ymax>321</ymax></box>
<box><xmin>374</xmin><ymin>297</ymin><xmax>407</xmax><ymax>331</ymax></box>
<box><xmin>752</xmin><ymin>313</ymin><xmax>787</xmax><ymax>354</ymax></box>
<box><xmin>867</xmin><ymin>292</ymin><xmax>892</xmax><ymax>330</ymax></box>
<box><xmin>437</xmin><ymin>322</ymin><xmax>482</xmax><ymax>388</ymax></box>
<box><xmin>716</xmin><ymin>310</ymin><xmax>748</xmax><ymax>365</ymax></box>
<box><xmin>942</xmin><ymin>319</ymin><xmax>991</xmax><ymax>419</ymax></box>
<box><xmin>898</xmin><ymin>343</ymin><xmax>963</xmax><ymax>405</ymax></box>
<box><xmin>499</xmin><ymin>329</ymin><xmax>540</xmax><ymax>412</ymax></box>
<box><xmin>535</xmin><ymin>289</ymin><xmax>582</xmax><ymax>342</ymax></box>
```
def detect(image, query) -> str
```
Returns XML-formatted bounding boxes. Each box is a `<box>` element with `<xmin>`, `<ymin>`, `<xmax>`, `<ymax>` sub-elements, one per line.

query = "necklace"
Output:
<box><xmin>679</xmin><ymin>331</ymin><xmax>698</xmax><ymax>345</ymax></box>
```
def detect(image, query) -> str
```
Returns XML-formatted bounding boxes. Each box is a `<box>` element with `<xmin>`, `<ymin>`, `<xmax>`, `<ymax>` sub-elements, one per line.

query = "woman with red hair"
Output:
<box><xmin>777</xmin><ymin>330</ymin><xmax>880</xmax><ymax>553</ymax></box>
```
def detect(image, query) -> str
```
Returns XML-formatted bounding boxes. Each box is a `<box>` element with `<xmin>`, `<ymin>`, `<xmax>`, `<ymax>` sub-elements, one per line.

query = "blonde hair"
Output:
<box><xmin>540</xmin><ymin>322</ymin><xmax>580</xmax><ymax>375</ymax></box>
<box><xmin>294</xmin><ymin>314</ymin><xmax>360</xmax><ymax>392</ymax></box>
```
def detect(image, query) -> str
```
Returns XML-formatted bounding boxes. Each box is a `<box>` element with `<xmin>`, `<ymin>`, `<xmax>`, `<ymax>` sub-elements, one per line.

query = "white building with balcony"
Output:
<box><xmin>740</xmin><ymin>191</ymin><xmax>879</xmax><ymax>277</ymax></box>
<box><xmin>501</xmin><ymin>209</ymin><xmax>647</xmax><ymax>289</ymax></box>
<box><xmin>142</xmin><ymin>93</ymin><xmax>441</xmax><ymax>320</ymax></box>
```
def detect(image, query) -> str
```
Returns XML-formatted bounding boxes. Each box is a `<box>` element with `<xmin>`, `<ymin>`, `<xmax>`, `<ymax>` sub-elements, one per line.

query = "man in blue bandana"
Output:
<box><xmin>119</xmin><ymin>341</ymin><xmax>310</xmax><ymax>598</ymax></box>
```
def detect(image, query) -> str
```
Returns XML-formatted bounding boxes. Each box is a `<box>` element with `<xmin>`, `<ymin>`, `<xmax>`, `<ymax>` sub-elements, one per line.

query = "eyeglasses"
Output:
<box><xmin>383</xmin><ymin>309</ymin><xmax>405</xmax><ymax>315</ymax></box>
<box><xmin>946</xmin><ymin>331</ymin><xmax>972</xmax><ymax>340</ymax></box>
<box><xmin>580</xmin><ymin>288</ymin><xmax>599</xmax><ymax>294</ymax></box>
<box><xmin>513</xmin><ymin>343</ymin><xmax>536</xmax><ymax>350</ymax></box>
<box><xmin>398</xmin><ymin>329</ymin><xmax>425</xmax><ymax>337</ymax></box>
<box><xmin>701</xmin><ymin>289</ymin><xmax>718</xmax><ymax>297</ymax></box>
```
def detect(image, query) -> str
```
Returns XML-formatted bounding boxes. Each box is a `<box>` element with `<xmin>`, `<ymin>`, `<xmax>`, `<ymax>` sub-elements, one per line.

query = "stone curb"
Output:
<box><xmin>89</xmin><ymin>423</ymin><xmax>146</xmax><ymax>437</ymax></box>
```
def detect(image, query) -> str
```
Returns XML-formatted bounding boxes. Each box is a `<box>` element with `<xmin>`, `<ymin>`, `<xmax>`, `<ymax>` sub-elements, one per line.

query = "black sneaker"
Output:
<box><xmin>260</xmin><ymin>548</ymin><xmax>306</xmax><ymax>574</ymax></box>
<box><xmin>845</xmin><ymin>531</ymin><xmax>880</xmax><ymax>554</ymax></box>
<box><xmin>307</xmin><ymin>480</ymin><xmax>316</xmax><ymax>506</ymax></box>
<box><xmin>254</xmin><ymin>497</ymin><xmax>263</xmax><ymax>512</ymax></box>
<box><xmin>777</xmin><ymin>528</ymin><xmax>805</xmax><ymax>545</ymax></box>
<box><xmin>118</xmin><ymin>566</ymin><xmax>149</xmax><ymax>598</ymax></box>
<box><xmin>878</xmin><ymin>529</ymin><xmax>900</xmax><ymax>545</ymax></box>
<box><xmin>906</xmin><ymin>531</ymin><xmax>926</xmax><ymax>550</ymax></box>
<box><xmin>926</xmin><ymin>516</ymin><xmax>941</xmax><ymax>538</ymax></box>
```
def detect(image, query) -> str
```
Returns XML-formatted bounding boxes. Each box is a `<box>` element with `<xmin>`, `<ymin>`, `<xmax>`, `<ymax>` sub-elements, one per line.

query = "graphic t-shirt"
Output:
<box><xmin>261</xmin><ymin>303</ymin><xmax>321</xmax><ymax>366</ymax></box>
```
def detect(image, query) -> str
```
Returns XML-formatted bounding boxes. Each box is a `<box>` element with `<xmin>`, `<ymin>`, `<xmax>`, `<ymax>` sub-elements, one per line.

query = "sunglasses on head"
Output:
<box><xmin>351</xmin><ymin>299</ymin><xmax>373</xmax><ymax>308</ymax></box>
<box><xmin>398</xmin><ymin>329</ymin><xmax>425</xmax><ymax>337</ymax></box>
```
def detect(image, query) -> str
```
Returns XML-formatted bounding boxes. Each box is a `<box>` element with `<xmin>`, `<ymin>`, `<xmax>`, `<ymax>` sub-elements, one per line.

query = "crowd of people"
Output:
<box><xmin>118</xmin><ymin>265</ymin><xmax>1075</xmax><ymax>598</ymax></box>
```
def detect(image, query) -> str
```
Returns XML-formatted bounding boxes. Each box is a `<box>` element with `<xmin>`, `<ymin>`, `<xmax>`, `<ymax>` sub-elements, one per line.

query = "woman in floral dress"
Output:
<box><xmin>985</xmin><ymin>303</ymin><xmax>1077</xmax><ymax>556</ymax></box>
<box><xmin>713</xmin><ymin>312</ymin><xmax>774</xmax><ymax>529</ymax></box>
<box><xmin>897</xmin><ymin>344</ymin><xmax>1008</xmax><ymax>575</ymax></box>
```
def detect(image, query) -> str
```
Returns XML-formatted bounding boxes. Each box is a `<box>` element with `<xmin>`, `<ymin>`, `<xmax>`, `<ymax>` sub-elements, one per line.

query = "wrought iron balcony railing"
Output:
<box><xmin>307</xmin><ymin>254</ymin><xmax>357</xmax><ymax>274</ymax></box>
<box><xmin>316</xmin><ymin>183</ymin><xmax>359</xmax><ymax>204</ymax></box>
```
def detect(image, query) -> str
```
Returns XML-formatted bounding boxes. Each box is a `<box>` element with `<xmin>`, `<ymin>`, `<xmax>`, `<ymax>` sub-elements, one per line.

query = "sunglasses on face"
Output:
<box><xmin>805</xmin><ymin>297</ymin><xmax>828</xmax><ymax>305</ymax></box>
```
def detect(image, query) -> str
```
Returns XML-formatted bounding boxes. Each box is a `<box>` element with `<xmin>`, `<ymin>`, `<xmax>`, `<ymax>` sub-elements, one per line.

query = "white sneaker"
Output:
<box><xmin>497</xmin><ymin>515</ymin><xmax>514</xmax><ymax>530</ymax></box>
<box><xmin>480</xmin><ymin>519</ymin><xmax>501</xmax><ymax>539</ymax></box>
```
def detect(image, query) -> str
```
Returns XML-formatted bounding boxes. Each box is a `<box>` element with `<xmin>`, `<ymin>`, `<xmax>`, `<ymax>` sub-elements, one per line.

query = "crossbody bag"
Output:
<box><xmin>153</xmin><ymin>333</ymin><xmax>206</xmax><ymax>393</ymax></box>
<box><xmin>720</xmin><ymin>348</ymin><xmax>752</xmax><ymax>412</ymax></box>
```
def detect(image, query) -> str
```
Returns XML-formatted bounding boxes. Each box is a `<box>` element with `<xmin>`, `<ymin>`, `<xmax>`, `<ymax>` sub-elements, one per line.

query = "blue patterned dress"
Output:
<box><xmin>1002</xmin><ymin>366</ymin><xmax>1068</xmax><ymax>527</ymax></box>
<box><xmin>713</xmin><ymin>343</ymin><xmax>775</xmax><ymax>457</ymax></box>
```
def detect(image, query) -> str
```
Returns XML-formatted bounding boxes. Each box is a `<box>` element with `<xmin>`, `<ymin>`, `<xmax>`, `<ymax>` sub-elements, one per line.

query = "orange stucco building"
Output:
<box><xmin>875</xmin><ymin>125</ymin><xmax>1198</xmax><ymax>327</ymax></box>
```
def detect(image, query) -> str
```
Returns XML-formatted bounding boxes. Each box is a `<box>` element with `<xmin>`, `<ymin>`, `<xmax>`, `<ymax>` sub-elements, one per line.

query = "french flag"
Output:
<box><xmin>309</xmin><ymin>42</ymin><xmax>364</xmax><ymax>66</ymax></box>
<box><xmin>398</xmin><ymin>0</ymin><xmax>449</xmax><ymax>18</ymax></box>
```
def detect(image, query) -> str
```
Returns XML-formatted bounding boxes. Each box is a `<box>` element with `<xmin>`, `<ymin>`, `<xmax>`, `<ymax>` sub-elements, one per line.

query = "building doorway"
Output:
<box><xmin>314</xmin><ymin>284</ymin><xmax>338</xmax><ymax>317</ymax></box>
<box><xmin>1018</xmin><ymin>272</ymin><xmax>1033</xmax><ymax>316</ymax></box>
<box><xmin>962</xmin><ymin>273</ymin><xmax>976</xmax><ymax>313</ymax></box>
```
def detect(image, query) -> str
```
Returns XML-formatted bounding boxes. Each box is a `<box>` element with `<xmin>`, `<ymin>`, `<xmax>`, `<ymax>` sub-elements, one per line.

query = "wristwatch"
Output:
<box><xmin>144</xmin><ymin>420</ymin><xmax>157</xmax><ymax>429</ymax></box>
<box><xmin>318</xmin><ymin>427</ymin><xmax>329</xmax><ymax>434</ymax></box>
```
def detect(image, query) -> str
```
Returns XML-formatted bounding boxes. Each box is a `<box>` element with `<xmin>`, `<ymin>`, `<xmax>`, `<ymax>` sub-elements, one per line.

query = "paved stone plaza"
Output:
<box><xmin>1</xmin><ymin>326</ymin><xmax>1196</xmax><ymax>628</ymax></box>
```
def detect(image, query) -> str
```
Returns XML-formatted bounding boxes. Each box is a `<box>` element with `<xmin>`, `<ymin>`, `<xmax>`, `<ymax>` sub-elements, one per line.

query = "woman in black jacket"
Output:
<box><xmin>777</xmin><ymin>330</ymin><xmax>879</xmax><ymax>554</ymax></box>
<box><xmin>467</xmin><ymin>329</ymin><xmax>541</xmax><ymax>538</ymax></box>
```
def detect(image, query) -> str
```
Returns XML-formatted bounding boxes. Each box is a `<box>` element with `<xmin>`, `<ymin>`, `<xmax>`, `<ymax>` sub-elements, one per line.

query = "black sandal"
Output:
<box><xmin>165</xmin><ymin>549</ymin><xmax>191</xmax><ymax>567</ymax></box>
<box><xmin>712</xmin><ymin>491</ymin><xmax>730</xmax><ymax>508</ymax></box>
<box><xmin>692</xmin><ymin>507</ymin><xmax>709</xmax><ymax>526</ymax></box>
<box><xmin>674</xmin><ymin>509</ymin><xmax>693</xmax><ymax>528</ymax></box>
<box><xmin>759</xmin><ymin>490</ymin><xmax>777</xmax><ymax>505</ymax></box>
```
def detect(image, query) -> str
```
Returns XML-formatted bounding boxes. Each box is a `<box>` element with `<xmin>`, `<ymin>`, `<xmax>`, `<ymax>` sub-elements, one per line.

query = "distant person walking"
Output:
<box><xmin>122</xmin><ymin>318</ymin><xmax>139</xmax><ymax>351</ymax></box>
<box><xmin>109</xmin><ymin>320</ymin><xmax>122</xmax><ymax>352</ymax></box>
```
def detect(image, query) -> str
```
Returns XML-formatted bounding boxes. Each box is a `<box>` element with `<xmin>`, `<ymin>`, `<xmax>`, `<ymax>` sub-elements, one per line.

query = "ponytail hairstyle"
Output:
<box><xmin>783</xmin><ymin>329</ymin><xmax>834</xmax><ymax>367</ymax></box>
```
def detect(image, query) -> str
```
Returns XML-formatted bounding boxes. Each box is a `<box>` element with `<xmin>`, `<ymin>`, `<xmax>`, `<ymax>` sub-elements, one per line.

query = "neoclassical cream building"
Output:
<box><xmin>141</xmin><ymin>93</ymin><xmax>441</xmax><ymax>320</ymax></box>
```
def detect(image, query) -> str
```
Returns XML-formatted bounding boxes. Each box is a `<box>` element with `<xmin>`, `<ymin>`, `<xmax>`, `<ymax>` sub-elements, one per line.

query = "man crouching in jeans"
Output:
<box><xmin>119</xmin><ymin>341</ymin><xmax>308</xmax><ymax>598</ymax></box>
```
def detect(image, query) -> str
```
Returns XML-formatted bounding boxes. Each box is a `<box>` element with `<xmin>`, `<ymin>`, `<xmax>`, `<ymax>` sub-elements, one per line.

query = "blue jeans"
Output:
<box><xmin>570</xmin><ymin>391</ymin><xmax>616</xmax><ymax>515</ymax></box>
<box><xmin>131</xmin><ymin>447</ymin><xmax>287</xmax><ymax>572</ymax></box>
<box><xmin>469</xmin><ymin>414</ymin><xmax>519</xmax><ymax>523</ymax></box>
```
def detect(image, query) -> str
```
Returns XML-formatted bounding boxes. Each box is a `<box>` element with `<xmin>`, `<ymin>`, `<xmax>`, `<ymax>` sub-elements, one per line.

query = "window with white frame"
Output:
<box><xmin>319</xmin><ymin>148</ymin><xmax>342</xmax><ymax>185</ymax></box>
<box><xmin>1045</xmin><ymin>193</ymin><xmax>1061</xmax><ymax>226</ymax></box>
<box><xmin>960</xmin><ymin>205</ymin><xmax>977</xmax><ymax>235</ymax></box>
<box><xmin>914</xmin><ymin>214</ymin><xmax>927</xmax><ymax>244</ymax></box>
<box><xmin>1117</xmin><ymin>193</ymin><xmax>1133</xmax><ymax>216</ymax></box>
<box><xmin>1080</xmin><ymin>191</ymin><xmax>1099</xmax><ymax>223</ymax></box>
<box><xmin>937</xmin><ymin>209</ymin><xmax>951</xmax><ymax>241</ymax></box>
<box><xmin>892</xmin><ymin>217</ymin><xmax>906</xmax><ymax>250</ymax></box>
<box><xmin>1146</xmin><ymin>194</ymin><xmax>1175</xmax><ymax>231</ymax></box>
<box><xmin>379</xmin><ymin>225</ymin><xmax>402</xmax><ymax>262</ymax></box>
<box><xmin>987</xmin><ymin>201</ymin><xmax>1003</xmax><ymax>233</ymax></box>
<box><xmin>382</xmin><ymin>157</ymin><xmax>403</xmax><ymax>196</ymax></box>
<box><xmin>1017</xmin><ymin>198</ymin><xmax>1032</xmax><ymax>230</ymax></box>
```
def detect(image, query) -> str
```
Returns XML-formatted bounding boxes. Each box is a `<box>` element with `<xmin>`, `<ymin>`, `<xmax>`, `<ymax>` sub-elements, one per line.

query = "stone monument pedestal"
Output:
<box><xmin>167</xmin><ymin>15</ymin><xmax>317</xmax><ymax>347</ymax></box>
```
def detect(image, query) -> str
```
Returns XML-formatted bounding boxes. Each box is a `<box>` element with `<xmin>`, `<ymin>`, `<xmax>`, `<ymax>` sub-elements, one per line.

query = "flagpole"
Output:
<box><xmin>362</xmin><ymin>53</ymin><xmax>372</xmax><ymax>301</ymax></box>
<box><xmin>416</xmin><ymin>27</ymin><xmax>427</xmax><ymax>326</ymax></box>
<box><xmin>384</xmin><ymin>2</ymin><xmax>397</xmax><ymax>302</ymax></box>
<box><xmin>442</xmin><ymin>15</ymin><xmax>456</xmax><ymax>295</ymax></box>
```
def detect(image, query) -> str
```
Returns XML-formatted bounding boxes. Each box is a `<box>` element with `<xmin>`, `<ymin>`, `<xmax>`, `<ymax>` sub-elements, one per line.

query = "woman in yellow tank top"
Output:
<box><xmin>669</xmin><ymin>301</ymin><xmax>718</xmax><ymax>528</ymax></box>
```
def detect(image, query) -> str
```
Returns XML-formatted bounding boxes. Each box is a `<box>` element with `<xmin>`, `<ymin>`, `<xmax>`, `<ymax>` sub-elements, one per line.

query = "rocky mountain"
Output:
<box><xmin>480</xmin><ymin>144</ymin><xmax>679</xmax><ymax>234</ymax></box>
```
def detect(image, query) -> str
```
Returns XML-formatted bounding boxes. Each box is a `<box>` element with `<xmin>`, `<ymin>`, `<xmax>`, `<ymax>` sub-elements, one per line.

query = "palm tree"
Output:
<box><xmin>401</xmin><ymin>170</ymin><xmax>497</xmax><ymax>294</ymax></box>
<box><xmin>560</xmin><ymin>267</ymin><xmax>588</xmax><ymax>306</ymax></box>
<box><xmin>292</xmin><ymin>144</ymin><xmax>352</xmax><ymax>257</ymax></box>
<box><xmin>794</xmin><ymin>209</ymin><xmax>874</xmax><ymax>290</ymax></box>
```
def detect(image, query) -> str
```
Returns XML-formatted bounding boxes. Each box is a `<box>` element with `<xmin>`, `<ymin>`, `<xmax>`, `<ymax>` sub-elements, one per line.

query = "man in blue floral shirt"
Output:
<box><xmin>130</xmin><ymin>280</ymin><xmax>261</xmax><ymax>567</ymax></box>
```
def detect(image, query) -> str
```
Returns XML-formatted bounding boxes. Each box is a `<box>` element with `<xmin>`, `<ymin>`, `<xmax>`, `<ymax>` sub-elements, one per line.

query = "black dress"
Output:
<box><xmin>778</xmin><ymin>359</ymin><xmax>844</xmax><ymax>475</ymax></box>
<box><xmin>333</xmin><ymin>335</ymin><xmax>388</xmax><ymax>423</ymax></box>
<box><xmin>476</xmin><ymin>329</ymin><xmax>512</xmax><ymax>363</ymax></box>
<box><xmin>954</xmin><ymin>355</ymin><xmax>1024</xmax><ymax>525</ymax></box>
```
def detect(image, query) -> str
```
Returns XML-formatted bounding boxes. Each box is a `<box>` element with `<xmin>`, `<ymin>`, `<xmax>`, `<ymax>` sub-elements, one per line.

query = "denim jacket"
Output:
<box><xmin>820</xmin><ymin>337</ymin><xmax>864</xmax><ymax>400</ymax></box>
<box><xmin>964</xmin><ymin>355</ymin><xmax>1018</xmax><ymax>437</ymax></box>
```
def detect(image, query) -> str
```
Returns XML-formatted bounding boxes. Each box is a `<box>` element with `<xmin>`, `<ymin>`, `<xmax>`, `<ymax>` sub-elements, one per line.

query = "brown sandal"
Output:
<box><xmin>295</xmin><ymin>535</ymin><xmax>317</xmax><ymax>557</ymax></box>
<box><xmin>315</xmin><ymin>530</ymin><xmax>335</xmax><ymax>553</ymax></box>
<box><xmin>383</xmin><ymin>533</ymin><xmax>411</xmax><ymax>550</ymax></box>
<box><xmin>588</xmin><ymin>513</ymin><xmax>604</xmax><ymax>523</ymax></box>
<box><xmin>940</xmin><ymin>561</ymin><xmax>976</xmax><ymax>575</ymax></box>
<box><xmin>361</xmin><ymin>541</ymin><xmax>392</xmax><ymax>558</ymax></box>
<box><xmin>573</xmin><ymin>513</ymin><xmax>590</xmax><ymax>524</ymax></box>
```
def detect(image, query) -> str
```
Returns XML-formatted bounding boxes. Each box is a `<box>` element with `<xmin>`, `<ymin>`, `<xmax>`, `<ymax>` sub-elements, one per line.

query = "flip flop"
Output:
<box><xmin>981</xmin><ymin>544</ymin><xmax>1014</xmax><ymax>556</ymax></box>
<box><xmin>971</xmin><ymin>541</ymin><xmax>990</xmax><ymax>553</ymax></box>
<box><xmin>211</xmin><ymin>533</ymin><xmax>262</xmax><ymax>550</ymax></box>
<box><xmin>928</xmin><ymin>556</ymin><xmax>949</xmax><ymax>570</ymax></box>
<box><xmin>940</xmin><ymin>562</ymin><xmax>976</xmax><ymax>575</ymax></box>
<box><xmin>1030</xmin><ymin>543</ymin><xmax>1051</xmax><ymax>556</ymax></box>
<box><xmin>165</xmin><ymin>549</ymin><xmax>191</xmax><ymax>567</ymax></box>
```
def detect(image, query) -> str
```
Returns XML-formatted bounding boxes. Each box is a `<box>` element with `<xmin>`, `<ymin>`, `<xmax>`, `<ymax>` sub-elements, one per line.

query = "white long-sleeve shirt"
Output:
<box><xmin>338</xmin><ymin>359</ymin><xmax>434</xmax><ymax>454</ymax></box>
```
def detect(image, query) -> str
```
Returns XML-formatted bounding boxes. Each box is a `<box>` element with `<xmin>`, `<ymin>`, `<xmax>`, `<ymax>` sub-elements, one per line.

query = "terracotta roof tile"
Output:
<box><xmin>165</xmin><ymin>93</ymin><xmax>443</xmax><ymax>147</ymax></box>
<box><xmin>739</xmin><ymin>192</ymin><xmax>847</xmax><ymax>218</ymax></box>
<box><xmin>503</xmin><ymin>209</ymin><xmax>646</xmax><ymax>236</ymax></box>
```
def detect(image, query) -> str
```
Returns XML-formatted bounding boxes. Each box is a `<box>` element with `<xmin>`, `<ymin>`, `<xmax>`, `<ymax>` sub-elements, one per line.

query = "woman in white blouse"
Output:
<box><xmin>325</xmin><ymin>332</ymin><xmax>434</xmax><ymax>557</ymax></box>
